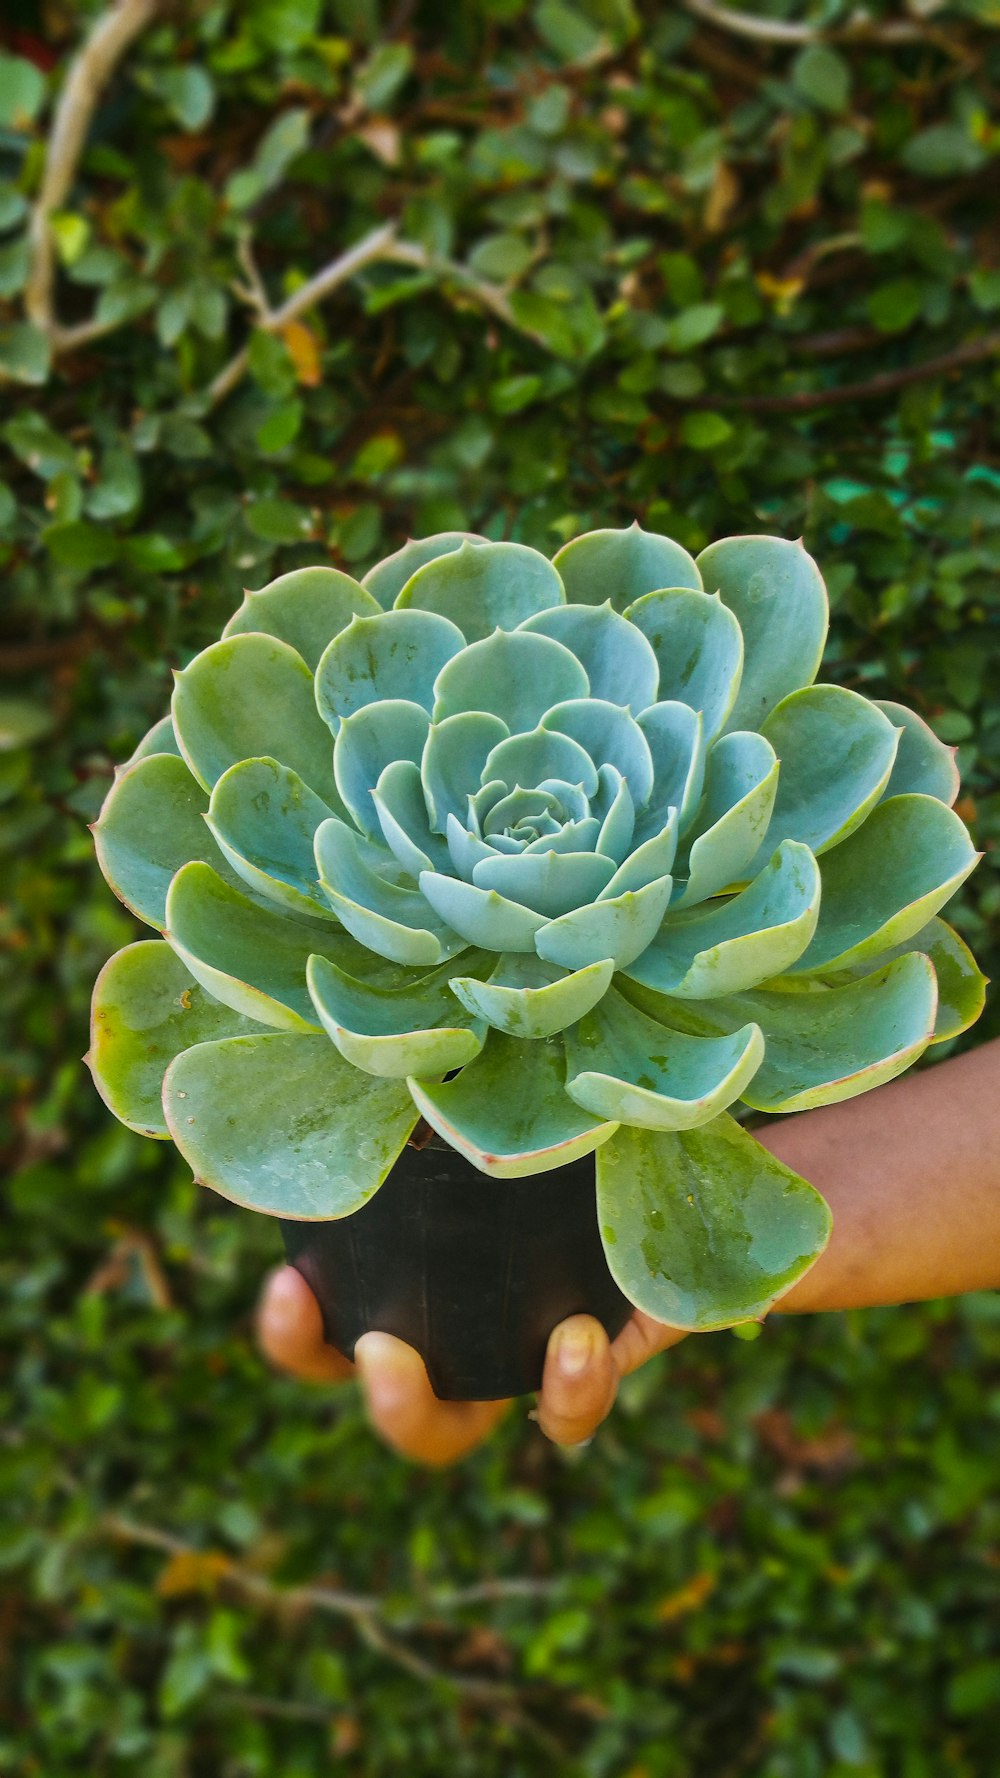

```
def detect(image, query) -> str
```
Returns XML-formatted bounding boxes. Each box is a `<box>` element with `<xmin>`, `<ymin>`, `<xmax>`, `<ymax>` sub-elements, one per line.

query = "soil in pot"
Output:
<box><xmin>281</xmin><ymin>1133</ymin><xmax>632</xmax><ymax>1400</ymax></box>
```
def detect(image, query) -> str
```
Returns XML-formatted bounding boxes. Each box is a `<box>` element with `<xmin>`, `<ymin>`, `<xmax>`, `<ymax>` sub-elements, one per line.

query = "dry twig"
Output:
<box><xmin>682</xmin><ymin>0</ymin><xmax>956</xmax><ymax>49</ymax></box>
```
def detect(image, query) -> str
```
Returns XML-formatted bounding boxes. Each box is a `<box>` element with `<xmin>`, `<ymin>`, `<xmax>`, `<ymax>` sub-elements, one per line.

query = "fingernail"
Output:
<box><xmin>555</xmin><ymin>1321</ymin><xmax>595</xmax><ymax>1379</ymax></box>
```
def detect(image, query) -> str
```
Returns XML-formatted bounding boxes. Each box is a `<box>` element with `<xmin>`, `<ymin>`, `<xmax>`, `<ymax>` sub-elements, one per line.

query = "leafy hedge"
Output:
<box><xmin>2</xmin><ymin>2</ymin><xmax>998</xmax><ymax>1772</ymax></box>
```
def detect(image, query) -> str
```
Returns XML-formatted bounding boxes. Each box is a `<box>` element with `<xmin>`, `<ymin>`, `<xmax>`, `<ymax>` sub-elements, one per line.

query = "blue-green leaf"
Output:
<box><xmin>421</xmin><ymin>711</ymin><xmax>509</xmax><ymax>832</ymax></box>
<box><xmin>874</xmin><ymin>699</ymin><xmax>960</xmax><ymax>805</ymax></box>
<box><xmin>206</xmin><ymin>757</ymin><xmax>338</xmax><ymax>922</ymax></box>
<box><xmin>223</xmin><ymin>566</ymin><xmax>378</xmax><ymax>670</ymax></box>
<box><xmin>754</xmin><ymin>685</ymin><xmax>899</xmax><ymax>862</ymax></box>
<box><xmin>625</xmin><ymin>589</ymin><xmax>743</xmax><ymax>741</ymax></box>
<box><xmin>94</xmin><ymin>753</ymin><xmax>242</xmax><ymax>931</ymax></box>
<box><xmin>542</xmin><ymin>698</ymin><xmax>654</xmax><ymax>806</ymax></box>
<box><xmin>315</xmin><ymin>608</ymin><xmax>465</xmax><ymax>725</ymax></box>
<box><xmin>535</xmin><ymin>873</ymin><xmax>674</xmax><ymax>971</ymax></box>
<box><xmin>674</xmin><ymin>731</ymin><xmax>779</xmax><ymax>907</ymax></box>
<box><xmin>333</xmin><ymin>699</ymin><xmax>430</xmax><ymax>837</ymax></box>
<box><xmin>432</xmin><ymin>628</ymin><xmax>588</xmax><ymax>730</ymax></box>
<box><xmin>418</xmin><ymin>869</ymin><xmax>546</xmax><ymax>952</ymax></box>
<box><xmin>172</xmin><ymin>633</ymin><xmax>336</xmax><ymax>801</ymax></box>
<box><xmin>307</xmin><ymin>952</ymin><xmax>487</xmax><ymax>1078</ymax></box>
<box><xmin>565</xmin><ymin>987</ymin><xmax>764</xmax><ymax>1130</ymax></box>
<box><xmin>554</xmin><ymin>524</ymin><xmax>702</xmax><ymax>614</ymax></box>
<box><xmin>315</xmin><ymin>818</ymin><xmax>464</xmax><ymax>965</ymax></box>
<box><xmin>596</xmin><ymin>1115</ymin><xmax>831</xmax><ymax>1329</ymax></box>
<box><xmin>397</xmin><ymin>539</ymin><xmax>565</xmax><ymax>640</ymax></box>
<box><xmin>408</xmin><ymin>1030</ymin><xmax>618</xmax><ymax>1178</ymax></box>
<box><xmin>362</xmin><ymin>532</ymin><xmax>487</xmax><ymax>610</ymax></box>
<box><xmin>448</xmin><ymin>953</ymin><xmax>615</xmax><ymax>1039</ymax></box>
<box><xmin>520</xmin><ymin>601</ymin><xmax>660</xmax><ymax>709</ymax></box>
<box><xmin>697</xmin><ymin>535</ymin><xmax>828</xmax><ymax>731</ymax></box>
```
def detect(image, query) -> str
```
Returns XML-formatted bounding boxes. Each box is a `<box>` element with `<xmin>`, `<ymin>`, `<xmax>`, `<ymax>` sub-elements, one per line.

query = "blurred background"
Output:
<box><xmin>2</xmin><ymin>2</ymin><xmax>999</xmax><ymax>1772</ymax></box>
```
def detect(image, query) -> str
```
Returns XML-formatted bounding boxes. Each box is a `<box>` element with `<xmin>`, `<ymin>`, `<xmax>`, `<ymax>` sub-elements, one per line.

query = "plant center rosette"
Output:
<box><xmin>88</xmin><ymin>529</ymin><xmax>985</xmax><ymax>1331</ymax></box>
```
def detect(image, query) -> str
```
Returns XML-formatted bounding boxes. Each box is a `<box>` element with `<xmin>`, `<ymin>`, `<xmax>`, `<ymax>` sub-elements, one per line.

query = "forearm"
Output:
<box><xmin>760</xmin><ymin>1037</ymin><xmax>1000</xmax><ymax>1315</ymax></box>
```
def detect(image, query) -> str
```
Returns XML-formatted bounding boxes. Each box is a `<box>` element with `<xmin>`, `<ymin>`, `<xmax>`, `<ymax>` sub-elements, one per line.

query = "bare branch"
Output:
<box><xmin>697</xmin><ymin>329</ymin><xmax>1000</xmax><ymax>413</ymax></box>
<box><xmin>682</xmin><ymin>0</ymin><xmax>953</xmax><ymax>48</ymax></box>
<box><xmin>206</xmin><ymin>227</ymin><xmax>547</xmax><ymax>408</ymax></box>
<box><xmin>25</xmin><ymin>0</ymin><xmax>161</xmax><ymax>340</ymax></box>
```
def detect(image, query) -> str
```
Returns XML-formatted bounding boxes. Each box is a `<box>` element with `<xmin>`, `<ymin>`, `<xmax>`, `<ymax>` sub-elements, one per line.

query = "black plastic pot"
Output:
<box><xmin>281</xmin><ymin>1137</ymin><xmax>632</xmax><ymax>1400</ymax></box>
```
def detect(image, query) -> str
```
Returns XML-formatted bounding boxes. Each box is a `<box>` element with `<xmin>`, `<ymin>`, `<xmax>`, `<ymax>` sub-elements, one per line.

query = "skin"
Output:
<box><xmin>258</xmin><ymin>1037</ymin><xmax>1000</xmax><ymax>1467</ymax></box>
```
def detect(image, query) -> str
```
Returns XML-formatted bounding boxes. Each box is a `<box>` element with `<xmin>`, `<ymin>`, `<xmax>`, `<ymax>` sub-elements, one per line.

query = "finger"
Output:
<box><xmin>354</xmin><ymin>1331</ymin><xmax>511</xmax><ymax>1467</ymax></box>
<box><xmin>535</xmin><ymin>1314</ymin><xmax>619</xmax><ymax>1446</ymax></box>
<box><xmin>257</xmin><ymin>1265</ymin><xmax>354</xmax><ymax>1384</ymax></box>
<box><xmin>611</xmin><ymin>1310</ymin><xmax>688</xmax><ymax>1377</ymax></box>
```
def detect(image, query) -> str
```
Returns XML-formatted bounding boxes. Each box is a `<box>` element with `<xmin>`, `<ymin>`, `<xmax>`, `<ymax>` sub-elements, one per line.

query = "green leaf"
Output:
<box><xmin>165</xmin><ymin>860</ymin><xmax>368</xmax><ymax>1031</ymax></box>
<box><xmin>666</xmin><ymin>303</ymin><xmax>725</xmax><ymax>352</ymax></box>
<box><xmin>0</xmin><ymin>699</ymin><xmax>53</xmax><ymax>750</ymax></box>
<box><xmin>625</xmin><ymin>588</ymin><xmax>743</xmax><ymax>741</ymax></box>
<box><xmin>792</xmin><ymin>45</ymin><xmax>851</xmax><ymax>114</ymax></box>
<box><xmin>223</xmin><ymin>566</ymin><xmax>379</xmax><ymax>671</ymax></box>
<box><xmin>0</xmin><ymin>55</ymin><xmax>46</xmax><ymax>129</ymax></box>
<box><xmin>844</xmin><ymin>917</ymin><xmax>986</xmax><ymax>1047</ymax></box>
<box><xmin>448</xmin><ymin>953</ymin><xmax>615</xmax><ymax>1039</ymax></box>
<box><xmin>554</xmin><ymin>524</ymin><xmax>702</xmax><ymax>615</ymax></box>
<box><xmin>675</xmin><ymin>731</ymin><xmax>779</xmax><ymax>907</ymax></box>
<box><xmin>697</xmin><ymin>535</ymin><xmax>828</xmax><ymax>732</ymax></box>
<box><xmin>159</xmin><ymin>65</ymin><xmax>215</xmax><ymax>131</ymax></box>
<box><xmin>520</xmin><ymin>602</ymin><xmax>660</xmax><ymax>710</ymax></box>
<box><xmin>354</xmin><ymin>41</ymin><xmax>414</xmax><ymax>109</ymax></box>
<box><xmin>172</xmin><ymin>633</ymin><xmax>336</xmax><ymax>801</ymax></box>
<box><xmin>245</xmin><ymin>496</ymin><xmax>312</xmax><ymax>543</ymax></box>
<box><xmin>868</xmin><ymin>278</ymin><xmax>923</xmax><ymax>334</ymax></box>
<box><xmin>93</xmin><ymin>753</ymin><xmax>242</xmax><ymax>931</ymax></box>
<box><xmin>791</xmin><ymin>795</ymin><xmax>978</xmax><ymax>975</ymax></box>
<box><xmin>874</xmin><ymin>700</ymin><xmax>959</xmax><ymax>805</ymax></box>
<box><xmin>163</xmin><ymin>1033</ymin><xmax>418</xmax><ymax>1218</ymax></box>
<box><xmin>902</xmin><ymin>123</ymin><xmax>986</xmax><ymax>178</ymax></box>
<box><xmin>333</xmin><ymin>698</ymin><xmax>430</xmax><ymax>837</ymax></box>
<box><xmin>534</xmin><ymin>873</ymin><xmax>674</xmax><ymax>971</ymax></box>
<box><xmin>206</xmin><ymin>757</ymin><xmax>341</xmax><ymax>921</ymax></box>
<box><xmin>307</xmin><ymin>952</ymin><xmax>487</xmax><ymax>1078</ymax></box>
<box><xmin>362</xmin><ymin>533</ymin><xmax>487</xmax><ymax>610</ymax></box>
<box><xmin>89</xmin><ymin>941</ymin><xmax>266</xmax><ymax>1137</ymax></box>
<box><xmin>432</xmin><ymin>627</ymin><xmax>587</xmax><ymax>730</ymax></box>
<box><xmin>596</xmin><ymin>1115</ymin><xmax>831</xmax><ymax>1329</ymax></box>
<box><xmin>316</xmin><ymin>819</ymin><xmax>466</xmax><ymax>965</ymax></box>
<box><xmin>680</xmin><ymin>412</ymin><xmax>733</xmax><ymax>451</ymax></box>
<box><xmin>623</xmin><ymin>840</ymin><xmax>820</xmax><ymax>999</ymax></box>
<box><xmin>397</xmin><ymin>539</ymin><xmax>565</xmax><ymax>642</ymax></box>
<box><xmin>128</xmin><ymin>715</ymin><xmax>180</xmax><ymax>764</ymax></box>
<box><xmin>226</xmin><ymin>108</ymin><xmax>310</xmax><ymax>210</ymax></box>
<box><xmin>565</xmin><ymin>988</ymin><xmax>764</xmax><ymax>1131</ymax></box>
<box><xmin>316</xmin><ymin>608</ymin><xmax>464</xmax><ymax>725</ymax></box>
<box><xmin>408</xmin><ymin>1029</ymin><xmax>618</xmax><ymax>1177</ymax></box>
<box><xmin>468</xmin><ymin>232</ymin><xmax>534</xmax><ymax>281</ymax></box>
<box><xmin>0</xmin><ymin>322</ymin><xmax>50</xmax><ymax>385</ymax></box>
<box><xmin>755</xmin><ymin>685</ymin><xmax>900</xmax><ymax>862</ymax></box>
<box><xmin>42</xmin><ymin>520</ymin><xmax>119</xmax><ymax>570</ymax></box>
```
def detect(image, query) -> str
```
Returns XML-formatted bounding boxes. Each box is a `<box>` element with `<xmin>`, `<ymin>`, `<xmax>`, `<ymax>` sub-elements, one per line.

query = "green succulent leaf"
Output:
<box><xmin>89</xmin><ymin>940</ymin><xmax>267</xmax><ymax>1137</ymax></box>
<box><xmin>448</xmin><ymin>953</ymin><xmax>615</xmax><ymax>1039</ymax></box>
<box><xmin>553</xmin><ymin>524</ymin><xmax>702</xmax><ymax>614</ymax></box>
<box><xmin>841</xmin><ymin>917</ymin><xmax>986</xmax><ymax>1046</ymax></box>
<box><xmin>755</xmin><ymin>685</ymin><xmax>900</xmax><ymax>861</ymax></box>
<box><xmin>534</xmin><ymin>873</ymin><xmax>674</xmax><ymax>971</ymax></box>
<box><xmin>307</xmin><ymin>952</ymin><xmax>488</xmax><ymax>1078</ymax></box>
<box><xmin>471</xmin><ymin>847</ymin><xmax>616</xmax><ymax>918</ymax></box>
<box><xmin>206</xmin><ymin>757</ymin><xmax>339</xmax><ymax>921</ymax></box>
<box><xmin>165</xmin><ymin>860</ymin><xmax>370</xmax><ymax>1030</ymax></box>
<box><xmin>407</xmin><ymin>1030</ymin><xmax>618</xmax><ymax>1178</ymax></box>
<box><xmin>362</xmin><ymin>531</ymin><xmax>487</xmax><ymax>610</ymax></box>
<box><xmin>601</xmin><ymin>809</ymin><xmax>679</xmax><ymax>898</ymax></box>
<box><xmin>128</xmin><ymin>714</ymin><xmax>181</xmax><ymax>764</ymax></box>
<box><xmin>596</xmin><ymin>1115</ymin><xmax>832</xmax><ymax>1330</ymax></box>
<box><xmin>625</xmin><ymin>588</ymin><xmax>743</xmax><ymax>741</ymax></box>
<box><xmin>315</xmin><ymin>818</ymin><xmax>464</xmax><ymax>965</ymax></box>
<box><xmin>635</xmin><ymin>702</ymin><xmax>705</xmax><ymax>837</ymax></box>
<box><xmin>697</xmin><ymin>535</ymin><xmax>828</xmax><ymax>731</ymax></box>
<box><xmin>223</xmin><ymin>566</ymin><xmax>379</xmax><ymax>669</ymax></box>
<box><xmin>542</xmin><ymin>699</ymin><xmax>654</xmax><ymax>806</ymax></box>
<box><xmin>675</xmin><ymin>731</ymin><xmax>779</xmax><ymax>907</ymax></box>
<box><xmin>565</xmin><ymin>987</ymin><xmax>764</xmax><ymax>1131</ymax></box>
<box><xmin>333</xmin><ymin>698</ymin><xmax>430</xmax><ymax>837</ymax></box>
<box><xmin>421</xmin><ymin>711</ymin><xmax>510</xmax><ymax>833</ymax></box>
<box><xmin>94</xmin><ymin>753</ymin><xmax>242</xmax><ymax>930</ymax></box>
<box><xmin>163</xmin><ymin>1033</ymin><xmax>418</xmax><ymax>1218</ymax></box>
<box><xmin>373</xmin><ymin>758</ymin><xmax>451</xmax><ymax>875</ymax></box>
<box><xmin>396</xmin><ymin>539</ymin><xmax>565</xmax><ymax>640</ymax></box>
<box><xmin>874</xmin><ymin>699</ymin><xmax>960</xmax><ymax>805</ymax></box>
<box><xmin>519</xmin><ymin>602</ymin><xmax>660</xmax><ymax>709</ymax></box>
<box><xmin>315</xmin><ymin>608</ymin><xmax>465</xmax><ymax>725</ymax></box>
<box><xmin>172</xmin><ymin>633</ymin><xmax>336</xmax><ymax>801</ymax></box>
<box><xmin>625</xmin><ymin>840</ymin><xmax>819</xmax><ymax>999</ymax></box>
<box><xmin>432</xmin><ymin>628</ymin><xmax>588</xmax><ymax>730</ymax></box>
<box><xmin>419</xmin><ymin>869</ymin><xmax>546</xmax><ymax>952</ymax></box>
<box><xmin>791</xmin><ymin>794</ymin><xmax>979</xmax><ymax>974</ymax></box>
<box><xmin>484</xmin><ymin>726</ymin><xmax>600</xmax><ymax>799</ymax></box>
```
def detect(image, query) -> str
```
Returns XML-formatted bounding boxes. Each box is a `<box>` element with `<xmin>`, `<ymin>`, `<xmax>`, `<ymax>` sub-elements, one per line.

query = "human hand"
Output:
<box><xmin>257</xmin><ymin>1265</ymin><xmax>687</xmax><ymax>1466</ymax></box>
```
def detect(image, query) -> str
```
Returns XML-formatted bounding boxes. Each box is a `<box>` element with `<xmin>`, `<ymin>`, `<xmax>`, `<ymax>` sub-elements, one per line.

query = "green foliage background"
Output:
<box><xmin>2</xmin><ymin>1</ymin><xmax>999</xmax><ymax>1771</ymax></box>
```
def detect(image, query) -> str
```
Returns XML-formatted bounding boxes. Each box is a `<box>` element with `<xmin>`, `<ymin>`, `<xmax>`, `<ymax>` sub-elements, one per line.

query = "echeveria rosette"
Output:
<box><xmin>88</xmin><ymin>529</ymin><xmax>986</xmax><ymax>1335</ymax></box>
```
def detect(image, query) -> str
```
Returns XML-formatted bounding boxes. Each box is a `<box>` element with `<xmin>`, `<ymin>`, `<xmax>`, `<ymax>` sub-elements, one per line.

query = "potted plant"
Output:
<box><xmin>88</xmin><ymin>528</ymin><xmax>985</xmax><ymax>1399</ymax></box>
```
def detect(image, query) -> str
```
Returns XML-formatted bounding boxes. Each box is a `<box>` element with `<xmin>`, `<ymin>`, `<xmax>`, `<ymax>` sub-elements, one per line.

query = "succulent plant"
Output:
<box><xmin>89</xmin><ymin>529</ymin><xmax>985</xmax><ymax>1331</ymax></box>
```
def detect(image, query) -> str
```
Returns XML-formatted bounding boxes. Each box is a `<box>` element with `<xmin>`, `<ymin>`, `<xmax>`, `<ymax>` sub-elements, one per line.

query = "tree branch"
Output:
<box><xmin>206</xmin><ymin>229</ymin><xmax>546</xmax><ymax>408</ymax></box>
<box><xmin>699</xmin><ymin>330</ymin><xmax>1000</xmax><ymax>413</ymax></box>
<box><xmin>682</xmin><ymin>0</ymin><xmax>956</xmax><ymax>48</ymax></box>
<box><xmin>25</xmin><ymin>0</ymin><xmax>161</xmax><ymax>343</ymax></box>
